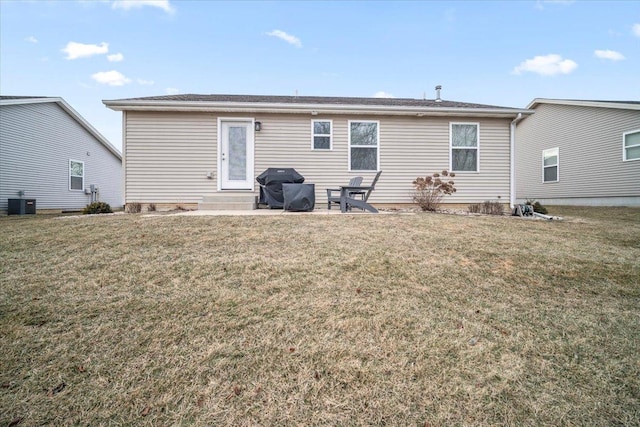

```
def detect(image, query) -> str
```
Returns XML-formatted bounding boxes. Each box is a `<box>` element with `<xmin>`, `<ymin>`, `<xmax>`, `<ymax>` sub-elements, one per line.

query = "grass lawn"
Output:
<box><xmin>1</xmin><ymin>207</ymin><xmax>639</xmax><ymax>426</ymax></box>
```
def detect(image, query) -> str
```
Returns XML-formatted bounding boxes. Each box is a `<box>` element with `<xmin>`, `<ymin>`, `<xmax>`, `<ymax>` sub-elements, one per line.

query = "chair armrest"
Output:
<box><xmin>326</xmin><ymin>188</ymin><xmax>340</xmax><ymax>197</ymax></box>
<box><xmin>339</xmin><ymin>186</ymin><xmax>372</xmax><ymax>191</ymax></box>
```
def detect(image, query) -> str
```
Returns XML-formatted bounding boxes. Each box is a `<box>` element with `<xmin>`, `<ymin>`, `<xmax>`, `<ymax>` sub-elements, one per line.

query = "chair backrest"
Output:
<box><xmin>363</xmin><ymin>171</ymin><xmax>382</xmax><ymax>201</ymax></box>
<box><xmin>348</xmin><ymin>176</ymin><xmax>363</xmax><ymax>187</ymax></box>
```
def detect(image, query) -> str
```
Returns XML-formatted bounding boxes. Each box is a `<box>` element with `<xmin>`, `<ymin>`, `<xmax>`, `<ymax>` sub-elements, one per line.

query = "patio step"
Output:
<box><xmin>198</xmin><ymin>193</ymin><xmax>257</xmax><ymax>210</ymax></box>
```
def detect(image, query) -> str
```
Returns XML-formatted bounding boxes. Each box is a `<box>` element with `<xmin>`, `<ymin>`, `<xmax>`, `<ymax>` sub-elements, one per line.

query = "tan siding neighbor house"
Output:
<box><xmin>515</xmin><ymin>99</ymin><xmax>640</xmax><ymax>206</ymax></box>
<box><xmin>104</xmin><ymin>94</ymin><xmax>531</xmax><ymax>210</ymax></box>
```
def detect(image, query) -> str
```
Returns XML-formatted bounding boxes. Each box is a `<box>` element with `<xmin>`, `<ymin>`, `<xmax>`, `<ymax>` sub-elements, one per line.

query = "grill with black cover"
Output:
<box><xmin>256</xmin><ymin>168</ymin><xmax>305</xmax><ymax>209</ymax></box>
<box><xmin>282</xmin><ymin>183</ymin><xmax>315</xmax><ymax>212</ymax></box>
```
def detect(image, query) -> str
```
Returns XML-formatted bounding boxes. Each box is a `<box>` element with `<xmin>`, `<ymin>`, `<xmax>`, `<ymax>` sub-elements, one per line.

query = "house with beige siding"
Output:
<box><xmin>103</xmin><ymin>93</ymin><xmax>531</xmax><ymax>210</ymax></box>
<box><xmin>515</xmin><ymin>99</ymin><xmax>640</xmax><ymax>206</ymax></box>
<box><xmin>1</xmin><ymin>96</ymin><xmax>122</xmax><ymax>213</ymax></box>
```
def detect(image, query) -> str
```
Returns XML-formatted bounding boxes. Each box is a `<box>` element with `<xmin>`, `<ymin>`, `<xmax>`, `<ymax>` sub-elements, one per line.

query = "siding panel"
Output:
<box><xmin>0</xmin><ymin>102</ymin><xmax>122</xmax><ymax>211</ymax></box>
<box><xmin>515</xmin><ymin>103</ymin><xmax>640</xmax><ymax>204</ymax></box>
<box><xmin>125</xmin><ymin>111</ymin><xmax>217</xmax><ymax>203</ymax></box>
<box><xmin>124</xmin><ymin>112</ymin><xmax>513</xmax><ymax>205</ymax></box>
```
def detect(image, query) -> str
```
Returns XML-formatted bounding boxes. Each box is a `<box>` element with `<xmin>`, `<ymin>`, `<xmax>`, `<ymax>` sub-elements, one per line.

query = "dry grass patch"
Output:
<box><xmin>1</xmin><ymin>207</ymin><xmax>639</xmax><ymax>426</ymax></box>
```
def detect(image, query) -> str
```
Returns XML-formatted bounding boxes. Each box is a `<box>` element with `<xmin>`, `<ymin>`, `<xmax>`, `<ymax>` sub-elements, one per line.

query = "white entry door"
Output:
<box><xmin>219</xmin><ymin>120</ymin><xmax>254</xmax><ymax>190</ymax></box>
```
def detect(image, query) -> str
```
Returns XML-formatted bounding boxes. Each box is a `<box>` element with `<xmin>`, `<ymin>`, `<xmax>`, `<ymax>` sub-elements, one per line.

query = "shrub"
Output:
<box><xmin>412</xmin><ymin>170</ymin><xmax>456</xmax><ymax>211</ymax></box>
<box><xmin>147</xmin><ymin>203</ymin><xmax>156</xmax><ymax>212</ymax></box>
<box><xmin>526</xmin><ymin>199</ymin><xmax>548</xmax><ymax>215</ymax></box>
<box><xmin>468</xmin><ymin>203</ymin><xmax>481</xmax><ymax>214</ymax></box>
<box><xmin>82</xmin><ymin>202</ymin><xmax>113</xmax><ymax>215</ymax></box>
<box><xmin>126</xmin><ymin>202</ymin><xmax>142</xmax><ymax>214</ymax></box>
<box><xmin>482</xmin><ymin>200</ymin><xmax>505</xmax><ymax>216</ymax></box>
<box><xmin>467</xmin><ymin>200</ymin><xmax>505</xmax><ymax>215</ymax></box>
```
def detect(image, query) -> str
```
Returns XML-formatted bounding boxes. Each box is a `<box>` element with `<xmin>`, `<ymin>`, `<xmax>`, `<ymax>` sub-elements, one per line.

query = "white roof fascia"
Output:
<box><xmin>2</xmin><ymin>97</ymin><xmax>122</xmax><ymax>160</ymax></box>
<box><xmin>0</xmin><ymin>97</ymin><xmax>61</xmax><ymax>106</ymax></box>
<box><xmin>527</xmin><ymin>98</ymin><xmax>640</xmax><ymax>111</ymax></box>
<box><xmin>103</xmin><ymin>100</ymin><xmax>532</xmax><ymax>118</ymax></box>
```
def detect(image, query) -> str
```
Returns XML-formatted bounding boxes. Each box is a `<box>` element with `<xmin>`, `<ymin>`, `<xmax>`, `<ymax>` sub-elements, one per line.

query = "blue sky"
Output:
<box><xmin>1</xmin><ymin>0</ymin><xmax>639</xmax><ymax>152</ymax></box>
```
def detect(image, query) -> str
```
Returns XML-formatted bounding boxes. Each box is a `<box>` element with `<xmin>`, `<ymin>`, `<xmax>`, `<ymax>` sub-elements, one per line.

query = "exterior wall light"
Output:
<box><xmin>255</xmin><ymin>121</ymin><xmax>262</xmax><ymax>131</ymax></box>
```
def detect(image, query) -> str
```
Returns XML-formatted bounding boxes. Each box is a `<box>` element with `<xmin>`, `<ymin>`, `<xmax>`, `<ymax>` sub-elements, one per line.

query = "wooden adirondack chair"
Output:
<box><xmin>332</xmin><ymin>171</ymin><xmax>382</xmax><ymax>213</ymax></box>
<box><xmin>326</xmin><ymin>176</ymin><xmax>363</xmax><ymax>210</ymax></box>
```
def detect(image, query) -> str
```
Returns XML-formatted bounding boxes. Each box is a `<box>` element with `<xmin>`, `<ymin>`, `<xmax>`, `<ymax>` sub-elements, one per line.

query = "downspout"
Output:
<box><xmin>122</xmin><ymin>110</ymin><xmax>127</xmax><ymax>209</ymax></box>
<box><xmin>510</xmin><ymin>113</ymin><xmax>524</xmax><ymax>209</ymax></box>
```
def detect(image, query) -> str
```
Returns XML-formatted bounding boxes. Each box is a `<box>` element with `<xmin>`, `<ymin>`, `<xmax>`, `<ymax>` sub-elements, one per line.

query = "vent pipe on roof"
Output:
<box><xmin>435</xmin><ymin>85</ymin><xmax>442</xmax><ymax>102</ymax></box>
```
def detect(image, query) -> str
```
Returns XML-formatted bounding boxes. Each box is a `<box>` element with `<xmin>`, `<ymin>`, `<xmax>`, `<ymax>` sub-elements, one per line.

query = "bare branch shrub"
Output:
<box><xmin>412</xmin><ymin>170</ymin><xmax>456</xmax><ymax>211</ymax></box>
<box><xmin>468</xmin><ymin>203</ymin><xmax>481</xmax><ymax>214</ymax></box>
<box><xmin>468</xmin><ymin>200</ymin><xmax>505</xmax><ymax>215</ymax></box>
<box><xmin>126</xmin><ymin>202</ymin><xmax>142</xmax><ymax>214</ymax></box>
<box><xmin>482</xmin><ymin>200</ymin><xmax>505</xmax><ymax>215</ymax></box>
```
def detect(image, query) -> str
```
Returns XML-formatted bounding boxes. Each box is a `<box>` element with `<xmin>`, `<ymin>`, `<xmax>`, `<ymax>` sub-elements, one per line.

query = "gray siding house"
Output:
<box><xmin>103</xmin><ymin>93</ymin><xmax>531</xmax><ymax>210</ymax></box>
<box><xmin>0</xmin><ymin>96</ymin><xmax>122</xmax><ymax>213</ymax></box>
<box><xmin>515</xmin><ymin>99</ymin><xmax>640</xmax><ymax>206</ymax></box>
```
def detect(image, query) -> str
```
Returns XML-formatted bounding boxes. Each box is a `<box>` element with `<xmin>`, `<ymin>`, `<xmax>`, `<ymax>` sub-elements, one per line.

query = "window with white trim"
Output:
<box><xmin>450</xmin><ymin>123</ymin><xmax>479</xmax><ymax>172</ymax></box>
<box><xmin>623</xmin><ymin>129</ymin><xmax>640</xmax><ymax>161</ymax></box>
<box><xmin>69</xmin><ymin>160</ymin><xmax>84</xmax><ymax>190</ymax></box>
<box><xmin>349</xmin><ymin>121</ymin><xmax>379</xmax><ymax>171</ymax></box>
<box><xmin>312</xmin><ymin>120</ymin><xmax>332</xmax><ymax>150</ymax></box>
<box><xmin>542</xmin><ymin>147</ymin><xmax>559</xmax><ymax>183</ymax></box>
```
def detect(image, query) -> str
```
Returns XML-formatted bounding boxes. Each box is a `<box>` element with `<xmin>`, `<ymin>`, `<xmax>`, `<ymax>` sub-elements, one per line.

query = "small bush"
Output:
<box><xmin>526</xmin><ymin>199</ymin><xmax>548</xmax><ymax>215</ymax></box>
<box><xmin>467</xmin><ymin>201</ymin><xmax>504</xmax><ymax>215</ymax></box>
<box><xmin>83</xmin><ymin>202</ymin><xmax>113</xmax><ymax>215</ymax></box>
<box><xmin>482</xmin><ymin>200</ymin><xmax>505</xmax><ymax>216</ymax></box>
<box><xmin>468</xmin><ymin>203</ymin><xmax>481</xmax><ymax>214</ymax></box>
<box><xmin>412</xmin><ymin>170</ymin><xmax>456</xmax><ymax>211</ymax></box>
<box><xmin>147</xmin><ymin>203</ymin><xmax>156</xmax><ymax>212</ymax></box>
<box><xmin>126</xmin><ymin>202</ymin><xmax>142</xmax><ymax>214</ymax></box>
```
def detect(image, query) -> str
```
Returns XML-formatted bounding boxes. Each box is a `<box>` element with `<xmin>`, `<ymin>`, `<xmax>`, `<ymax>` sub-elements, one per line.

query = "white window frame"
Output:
<box><xmin>449</xmin><ymin>122</ymin><xmax>480</xmax><ymax>172</ymax></box>
<box><xmin>348</xmin><ymin>120</ymin><xmax>380</xmax><ymax>171</ymax></box>
<box><xmin>311</xmin><ymin>119</ymin><xmax>333</xmax><ymax>150</ymax></box>
<box><xmin>623</xmin><ymin>129</ymin><xmax>640</xmax><ymax>162</ymax></box>
<box><xmin>69</xmin><ymin>159</ymin><xmax>84</xmax><ymax>191</ymax></box>
<box><xmin>542</xmin><ymin>147</ymin><xmax>559</xmax><ymax>183</ymax></box>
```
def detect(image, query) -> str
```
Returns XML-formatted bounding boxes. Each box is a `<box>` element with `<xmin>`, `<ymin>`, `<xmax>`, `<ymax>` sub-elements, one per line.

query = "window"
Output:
<box><xmin>349</xmin><ymin>120</ymin><xmax>379</xmax><ymax>171</ymax></box>
<box><xmin>450</xmin><ymin>123</ymin><xmax>479</xmax><ymax>172</ymax></box>
<box><xmin>542</xmin><ymin>148</ymin><xmax>559</xmax><ymax>183</ymax></box>
<box><xmin>312</xmin><ymin>120</ymin><xmax>332</xmax><ymax>150</ymax></box>
<box><xmin>623</xmin><ymin>129</ymin><xmax>640</xmax><ymax>161</ymax></box>
<box><xmin>69</xmin><ymin>160</ymin><xmax>84</xmax><ymax>190</ymax></box>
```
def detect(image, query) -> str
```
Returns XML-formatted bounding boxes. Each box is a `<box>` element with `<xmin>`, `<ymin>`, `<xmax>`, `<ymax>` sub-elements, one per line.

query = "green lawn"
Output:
<box><xmin>1</xmin><ymin>207</ymin><xmax>639</xmax><ymax>426</ymax></box>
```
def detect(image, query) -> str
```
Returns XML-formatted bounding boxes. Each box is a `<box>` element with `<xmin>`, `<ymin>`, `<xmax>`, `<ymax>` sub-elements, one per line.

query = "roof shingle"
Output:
<box><xmin>109</xmin><ymin>93</ymin><xmax>517</xmax><ymax>110</ymax></box>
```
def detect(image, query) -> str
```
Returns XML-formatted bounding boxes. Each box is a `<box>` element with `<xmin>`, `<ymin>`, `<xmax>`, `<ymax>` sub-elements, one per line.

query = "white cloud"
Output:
<box><xmin>91</xmin><ymin>70</ymin><xmax>131</xmax><ymax>86</ymax></box>
<box><xmin>512</xmin><ymin>54</ymin><xmax>577</xmax><ymax>76</ymax></box>
<box><xmin>373</xmin><ymin>91</ymin><xmax>394</xmax><ymax>98</ymax></box>
<box><xmin>25</xmin><ymin>36</ymin><xmax>38</xmax><ymax>44</ymax></box>
<box><xmin>112</xmin><ymin>0</ymin><xmax>174</xmax><ymax>14</ymax></box>
<box><xmin>594</xmin><ymin>49</ymin><xmax>625</xmax><ymax>61</ymax></box>
<box><xmin>633</xmin><ymin>23</ymin><xmax>640</xmax><ymax>37</ymax></box>
<box><xmin>137</xmin><ymin>78</ymin><xmax>155</xmax><ymax>85</ymax></box>
<box><xmin>62</xmin><ymin>41</ymin><xmax>109</xmax><ymax>59</ymax></box>
<box><xmin>166</xmin><ymin>87</ymin><xmax>179</xmax><ymax>95</ymax></box>
<box><xmin>266</xmin><ymin>30</ymin><xmax>302</xmax><ymax>48</ymax></box>
<box><xmin>107</xmin><ymin>53</ymin><xmax>124</xmax><ymax>62</ymax></box>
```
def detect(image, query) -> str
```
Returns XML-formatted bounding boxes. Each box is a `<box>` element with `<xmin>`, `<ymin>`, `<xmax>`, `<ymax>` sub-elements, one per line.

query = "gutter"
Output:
<box><xmin>510</xmin><ymin>113</ymin><xmax>525</xmax><ymax>209</ymax></box>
